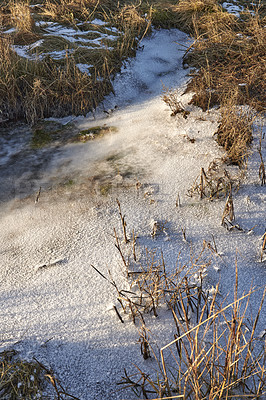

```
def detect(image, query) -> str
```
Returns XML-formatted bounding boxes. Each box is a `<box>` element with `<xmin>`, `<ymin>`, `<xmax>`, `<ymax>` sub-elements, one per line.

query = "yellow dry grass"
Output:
<box><xmin>9</xmin><ymin>0</ymin><xmax>35</xmax><ymax>32</ymax></box>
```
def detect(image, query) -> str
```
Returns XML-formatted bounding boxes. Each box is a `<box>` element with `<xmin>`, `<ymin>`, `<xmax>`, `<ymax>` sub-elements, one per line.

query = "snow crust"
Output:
<box><xmin>0</xmin><ymin>28</ymin><xmax>265</xmax><ymax>399</ymax></box>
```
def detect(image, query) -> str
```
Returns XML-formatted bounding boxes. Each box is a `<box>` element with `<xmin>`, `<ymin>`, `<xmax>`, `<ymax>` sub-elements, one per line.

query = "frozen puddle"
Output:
<box><xmin>0</xmin><ymin>29</ymin><xmax>265</xmax><ymax>399</ymax></box>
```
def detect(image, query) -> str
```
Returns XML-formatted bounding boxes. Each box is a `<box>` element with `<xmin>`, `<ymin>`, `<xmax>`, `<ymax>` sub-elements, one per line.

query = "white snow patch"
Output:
<box><xmin>76</xmin><ymin>63</ymin><xmax>93</xmax><ymax>74</ymax></box>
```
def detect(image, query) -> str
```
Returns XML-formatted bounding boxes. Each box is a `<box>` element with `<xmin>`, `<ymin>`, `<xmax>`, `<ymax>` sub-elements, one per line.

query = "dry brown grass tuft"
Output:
<box><xmin>216</xmin><ymin>102</ymin><xmax>253</xmax><ymax>166</ymax></box>
<box><xmin>172</xmin><ymin>0</ymin><xmax>222</xmax><ymax>33</ymax></box>
<box><xmin>40</xmin><ymin>0</ymin><xmax>125</xmax><ymax>25</ymax></box>
<box><xmin>41</xmin><ymin>0</ymin><xmax>82</xmax><ymax>25</ymax></box>
<box><xmin>9</xmin><ymin>0</ymin><xmax>35</xmax><ymax>32</ymax></box>
<box><xmin>0</xmin><ymin>349</ymin><xmax>80</xmax><ymax>399</ymax></box>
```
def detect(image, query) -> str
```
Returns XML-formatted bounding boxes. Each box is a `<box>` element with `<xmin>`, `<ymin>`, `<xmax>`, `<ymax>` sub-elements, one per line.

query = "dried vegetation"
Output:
<box><xmin>0</xmin><ymin>0</ymin><xmax>150</xmax><ymax>124</ymax></box>
<box><xmin>178</xmin><ymin>1</ymin><xmax>265</xmax><ymax>165</ymax></box>
<box><xmin>0</xmin><ymin>349</ymin><xmax>79</xmax><ymax>399</ymax></box>
<box><xmin>1</xmin><ymin>1</ymin><xmax>265</xmax><ymax>399</ymax></box>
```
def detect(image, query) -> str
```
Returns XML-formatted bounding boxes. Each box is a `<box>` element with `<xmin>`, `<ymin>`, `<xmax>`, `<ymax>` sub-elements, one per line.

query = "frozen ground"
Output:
<box><xmin>0</xmin><ymin>28</ymin><xmax>265</xmax><ymax>399</ymax></box>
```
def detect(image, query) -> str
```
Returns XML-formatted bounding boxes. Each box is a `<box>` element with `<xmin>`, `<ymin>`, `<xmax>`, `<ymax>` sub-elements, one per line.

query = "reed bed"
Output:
<box><xmin>119</xmin><ymin>269</ymin><xmax>266</xmax><ymax>399</ymax></box>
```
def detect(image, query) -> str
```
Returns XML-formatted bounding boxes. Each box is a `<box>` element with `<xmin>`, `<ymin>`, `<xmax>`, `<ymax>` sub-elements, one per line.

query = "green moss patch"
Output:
<box><xmin>31</xmin><ymin>120</ymin><xmax>65</xmax><ymax>148</ymax></box>
<box><xmin>99</xmin><ymin>182</ymin><xmax>112</xmax><ymax>196</ymax></box>
<box><xmin>74</xmin><ymin>125</ymin><xmax>118</xmax><ymax>142</ymax></box>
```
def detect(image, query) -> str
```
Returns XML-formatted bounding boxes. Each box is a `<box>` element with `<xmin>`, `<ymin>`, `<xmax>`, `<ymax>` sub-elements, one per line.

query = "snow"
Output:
<box><xmin>10</xmin><ymin>19</ymin><xmax>118</xmax><ymax>60</ymax></box>
<box><xmin>0</xmin><ymin>27</ymin><xmax>265</xmax><ymax>400</ymax></box>
<box><xmin>222</xmin><ymin>2</ymin><xmax>244</xmax><ymax>17</ymax></box>
<box><xmin>3</xmin><ymin>27</ymin><xmax>16</xmax><ymax>34</ymax></box>
<box><xmin>76</xmin><ymin>63</ymin><xmax>93</xmax><ymax>74</ymax></box>
<box><xmin>91</xmin><ymin>19</ymin><xmax>107</xmax><ymax>26</ymax></box>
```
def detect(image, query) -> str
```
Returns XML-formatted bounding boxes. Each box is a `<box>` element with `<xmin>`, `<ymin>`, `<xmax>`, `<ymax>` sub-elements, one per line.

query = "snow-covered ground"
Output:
<box><xmin>0</xmin><ymin>28</ymin><xmax>265</xmax><ymax>399</ymax></box>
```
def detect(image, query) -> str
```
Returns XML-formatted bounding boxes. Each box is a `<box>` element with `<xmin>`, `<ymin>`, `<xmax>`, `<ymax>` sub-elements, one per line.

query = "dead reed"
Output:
<box><xmin>116</xmin><ymin>198</ymin><xmax>130</xmax><ymax>244</ymax></box>
<box><xmin>258</xmin><ymin>135</ymin><xmax>266</xmax><ymax>186</ymax></box>
<box><xmin>98</xmin><ymin>204</ymin><xmax>266</xmax><ymax>399</ymax></box>
<box><xmin>188</xmin><ymin>159</ymin><xmax>243</xmax><ymax>200</ymax></box>
<box><xmin>92</xmin><ymin>216</ymin><xmax>213</xmax><ymax>337</ymax></box>
<box><xmin>221</xmin><ymin>185</ymin><xmax>235</xmax><ymax>228</ymax></box>
<box><xmin>120</xmin><ymin>268</ymin><xmax>266</xmax><ymax>399</ymax></box>
<box><xmin>162</xmin><ymin>86</ymin><xmax>190</xmax><ymax>118</ymax></box>
<box><xmin>260</xmin><ymin>232</ymin><xmax>266</xmax><ymax>262</ymax></box>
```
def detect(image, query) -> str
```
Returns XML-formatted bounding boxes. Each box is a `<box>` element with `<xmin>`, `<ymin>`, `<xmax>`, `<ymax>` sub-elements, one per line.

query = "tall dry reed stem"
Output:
<box><xmin>158</xmin><ymin>283</ymin><xmax>266</xmax><ymax>399</ymax></box>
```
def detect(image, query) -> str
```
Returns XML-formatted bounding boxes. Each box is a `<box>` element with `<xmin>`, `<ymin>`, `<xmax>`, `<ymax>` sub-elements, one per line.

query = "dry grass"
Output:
<box><xmin>100</xmin><ymin>206</ymin><xmax>266</xmax><ymax>399</ymax></box>
<box><xmin>215</xmin><ymin>103</ymin><xmax>253</xmax><ymax>166</ymax></box>
<box><xmin>0</xmin><ymin>35</ymin><xmax>112</xmax><ymax>124</ymax></box>
<box><xmin>40</xmin><ymin>0</ymin><xmax>97</xmax><ymax>25</ymax></box>
<box><xmin>172</xmin><ymin>0</ymin><xmax>223</xmax><ymax>34</ymax></box>
<box><xmin>0</xmin><ymin>0</ymin><xmax>151</xmax><ymax>124</ymax></box>
<box><xmin>0</xmin><ymin>349</ymin><xmax>79</xmax><ymax>399</ymax></box>
<box><xmin>9</xmin><ymin>0</ymin><xmax>35</xmax><ymax>32</ymax></box>
<box><xmin>188</xmin><ymin>158</ymin><xmax>244</xmax><ymax>200</ymax></box>
<box><xmin>162</xmin><ymin>85</ymin><xmax>190</xmax><ymax>118</ymax></box>
<box><xmin>185</xmin><ymin>16</ymin><xmax>266</xmax><ymax>112</ymax></box>
<box><xmin>8</xmin><ymin>0</ymin><xmax>40</xmax><ymax>44</ymax></box>
<box><xmin>258</xmin><ymin>135</ymin><xmax>266</xmax><ymax>186</ymax></box>
<box><xmin>0</xmin><ymin>350</ymin><xmax>44</xmax><ymax>398</ymax></box>
<box><xmin>179</xmin><ymin>1</ymin><xmax>265</xmax><ymax>165</ymax></box>
<box><xmin>120</xmin><ymin>270</ymin><xmax>266</xmax><ymax>399</ymax></box>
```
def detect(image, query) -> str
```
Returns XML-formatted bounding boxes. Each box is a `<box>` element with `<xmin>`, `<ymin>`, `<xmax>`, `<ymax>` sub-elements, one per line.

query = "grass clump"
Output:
<box><xmin>185</xmin><ymin>10</ymin><xmax>266</xmax><ymax>112</ymax></box>
<box><xmin>0</xmin><ymin>35</ymin><xmax>113</xmax><ymax>124</ymax></box>
<box><xmin>176</xmin><ymin>1</ymin><xmax>266</xmax><ymax>166</ymax></box>
<box><xmin>0</xmin><ymin>350</ymin><xmax>44</xmax><ymax>399</ymax></box>
<box><xmin>172</xmin><ymin>0</ymin><xmax>224</xmax><ymax>34</ymax></box>
<box><xmin>9</xmin><ymin>0</ymin><xmax>35</xmax><ymax>33</ymax></box>
<box><xmin>216</xmin><ymin>101</ymin><xmax>253</xmax><ymax>166</ymax></box>
<box><xmin>0</xmin><ymin>0</ymin><xmax>153</xmax><ymax>124</ymax></box>
<box><xmin>0</xmin><ymin>349</ymin><xmax>80</xmax><ymax>399</ymax></box>
<box><xmin>8</xmin><ymin>0</ymin><xmax>40</xmax><ymax>45</ymax></box>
